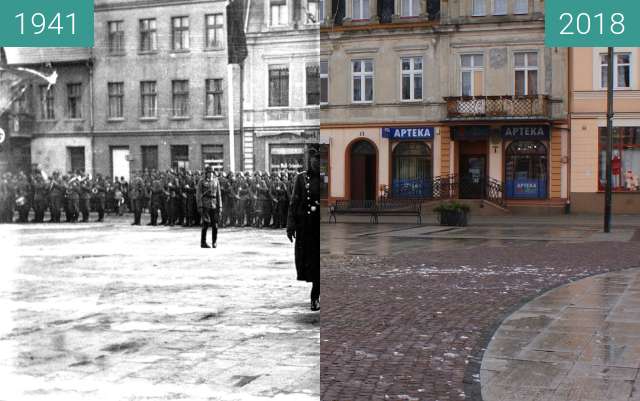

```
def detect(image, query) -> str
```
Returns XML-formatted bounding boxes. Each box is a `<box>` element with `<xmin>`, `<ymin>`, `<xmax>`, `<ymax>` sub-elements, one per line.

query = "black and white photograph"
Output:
<box><xmin>0</xmin><ymin>0</ymin><xmax>320</xmax><ymax>400</ymax></box>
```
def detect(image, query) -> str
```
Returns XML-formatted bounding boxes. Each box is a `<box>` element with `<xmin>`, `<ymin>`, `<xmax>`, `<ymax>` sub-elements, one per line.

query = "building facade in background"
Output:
<box><xmin>321</xmin><ymin>0</ymin><xmax>570</xmax><ymax>213</ymax></box>
<box><xmin>570</xmin><ymin>47</ymin><xmax>640</xmax><ymax>213</ymax></box>
<box><xmin>243</xmin><ymin>0</ymin><xmax>320</xmax><ymax>173</ymax></box>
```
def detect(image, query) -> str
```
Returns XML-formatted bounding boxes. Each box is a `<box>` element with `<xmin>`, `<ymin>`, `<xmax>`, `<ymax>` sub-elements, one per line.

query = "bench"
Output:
<box><xmin>328</xmin><ymin>200</ymin><xmax>377</xmax><ymax>223</ymax></box>
<box><xmin>329</xmin><ymin>199</ymin><xmax>422</xmax><ymax>224</ymax></box>
<box><xmin>373</xmin><ymin>198</ymin><xmax>422</xmax><ymax>224</ymax></box>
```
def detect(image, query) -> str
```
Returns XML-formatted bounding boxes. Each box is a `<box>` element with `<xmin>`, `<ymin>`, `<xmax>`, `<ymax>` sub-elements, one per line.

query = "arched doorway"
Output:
<box><xmin>392</xmin><ymin>142</ymin><xmax>432</xmax><ymax>198</ymax></box>
<box><xmin>349</xmin><ymin>140</ymin><xmax>377</xmax><ymax>201</ymax></box>
<box><xmin>505</xmin><ymin>141</ymin><xmax>548</xmax><ymax>199</ymax></box>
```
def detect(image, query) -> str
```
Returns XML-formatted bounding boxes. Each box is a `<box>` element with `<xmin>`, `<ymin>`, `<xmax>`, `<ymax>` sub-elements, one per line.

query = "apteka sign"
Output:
<box><xmin>382</xmin><ymin>126</ymin><xmax>434</xmax><ymax>140</ymax></box>
<box><xmin>501</xmin><ymin>125</ymin><xmax>550</xmax><ymax>140</ymax></box>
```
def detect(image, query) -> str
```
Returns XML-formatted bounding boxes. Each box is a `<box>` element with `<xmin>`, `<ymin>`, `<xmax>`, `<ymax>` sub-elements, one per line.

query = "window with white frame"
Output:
<box><xmin>271</xmin><ymin>0</ymin><xmax>288</xmax><ymax>26</ymax></box>
<box><xmin>352</xmin><ymin>0</ymin><xmax>370</xmax><ymax>20</ymax></box>
<box><xmin>492</xmin><ymin>0</ymin><xmax>506</xmax><ymax>15</ymax></box>
<box><xmin>401</xmin><ymin>57</ymin><xmax>423</xmax><ymax>101</ymax></box>
<box><xmin>352</xmin><ymin>59</ymin><xmax>374</xmax><ymax>103</ymax></box>
<box><xmin>401</xmin><ymin>0</ymin><xmax>420</xmax><ymax>17</ymax></box>
<box><xmin>319</xmin><ymin>0</ymin><xmax>325</xmax><ymax>22</ymax></box>
<box><xmin>205</xmin><ymin>79</ymin><xmax>224</xmax><ymax>116</ymax></box>
<box><xmin>205</xmin><ymin>14</ymin><xmax>224</xmax><ymax>49</ymax></box>
<box><xmin>140</xmin><ymin>81</ymin><xmax>157</xmax><ymax>118</ymax></box>
<box><xmin>461</xmin><ymin>54</ymin><xmax>484</xmax><ymax>97</ymax></box>
<box><xmin>172</xmin><ymin>16</ymin><xmax>190</xmax><ymax>51</ymax></box>
<box><xmin>320</xmin><ymin>60</ymin><xmax>328</xmax><ymax>104</ymax></box>
<box><xmin>514</xmin><ymin>52</ymin><xmax>538</xmax><ymax>95</ymax></box>
<box><xmin>601</xmin><ymin>53</ymin><xmax>631</xmax><ymax>89</ymax></box>
<box><xmin>513</xmin><ymin>0</ymin><xmax>528</xmax><ymax>15</ymax></box>
<box><xmin>472</xmin><ymin>0</ymin><xmax>485</xmax><ymax>16</ymax></box>
<box><xmin>307</xmin><ymin>0</ymin><xmax>320</xmax><ymax>23</ymax></box>
<box><xmin>108</xmin><ymin>82</ymin><xmax>124</xmax><ymax>119</ymax></box>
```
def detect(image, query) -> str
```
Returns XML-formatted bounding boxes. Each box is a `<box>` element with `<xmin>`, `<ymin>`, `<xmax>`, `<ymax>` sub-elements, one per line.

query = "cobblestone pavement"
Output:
<box><xmin>320</xmin><ymin>222</ymin><xmax>640</xmax><ymax>401</ymax></box>
<box><xmin>0</xmin><ymin>217</ymin><xmax>319</xmax><ymax>401</ymax></box>
<box><xmin>482</xmin><ymin>269</ymin><xmax>640</xmax><ymax>401</ymax></box>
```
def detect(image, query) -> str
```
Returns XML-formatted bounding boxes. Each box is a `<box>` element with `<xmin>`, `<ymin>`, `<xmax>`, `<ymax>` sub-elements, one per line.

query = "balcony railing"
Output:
<box><xmin>444</xmin><ymin>95</ymin><xmax>550</xmax><ymax>119</ymax></box>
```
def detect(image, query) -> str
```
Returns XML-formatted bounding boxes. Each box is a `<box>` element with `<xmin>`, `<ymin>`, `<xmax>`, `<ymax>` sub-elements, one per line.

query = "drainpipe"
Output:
<box><xmin>88</xmin><ymin>51</ymin><xmax>95</xmax><ymax>176</ymax></box>
<box><xmin>565</xmin><ymin>47</ymin><xmax>572</xmax><ymax>214</ymax></box>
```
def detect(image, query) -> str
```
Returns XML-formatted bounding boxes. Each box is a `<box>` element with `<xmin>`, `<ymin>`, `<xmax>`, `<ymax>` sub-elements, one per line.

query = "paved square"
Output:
<box><xmin>0</xmin><ymin>218</ymin><xmax>319</xmax><ymax>401</ymax></box>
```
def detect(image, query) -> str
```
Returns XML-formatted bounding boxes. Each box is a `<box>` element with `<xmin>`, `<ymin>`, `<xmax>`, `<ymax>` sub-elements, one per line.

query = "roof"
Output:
<box><xmin>4</xmin><ymin>48</ymin><xmax>91</xmax><ymax>65</ymax></box>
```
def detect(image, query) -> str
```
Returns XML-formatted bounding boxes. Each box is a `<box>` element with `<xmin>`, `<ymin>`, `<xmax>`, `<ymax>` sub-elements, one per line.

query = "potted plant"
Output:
<box><xmin>434</xmin><ymin>201</ymin><xmax>470</xmax><ymax>227</ymax></box>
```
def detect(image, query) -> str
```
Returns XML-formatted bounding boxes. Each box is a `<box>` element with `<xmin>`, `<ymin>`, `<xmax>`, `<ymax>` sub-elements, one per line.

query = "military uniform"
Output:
<box><xmin>94</xmin><ymin>178</ymin><xmax>107</xmax><ymax>222</ymax></box>
<box><xmin>49</xmin><ymin>176</ymin><xmax>64</xmax><ymax>223</ymax></box>
<box><xmin>149</xmin><ymin>177</ymin><xmax>164</xmax><ymax>226</ymax></box>
<box><xmin>197</xmin><ymin>169</ymin><xmax>222</xmax><ymax>248</ymax></box>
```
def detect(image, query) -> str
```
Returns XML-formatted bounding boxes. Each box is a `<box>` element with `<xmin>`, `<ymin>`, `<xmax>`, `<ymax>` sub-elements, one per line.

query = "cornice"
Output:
<box><xmin>95</xmin><ymin>0</ymin><xmax>224</xmax><ymax>12</ymax></box>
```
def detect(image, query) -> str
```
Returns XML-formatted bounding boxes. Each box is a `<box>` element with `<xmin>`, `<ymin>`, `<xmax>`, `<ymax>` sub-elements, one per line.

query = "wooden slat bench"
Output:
<box><xmin>373</xmin><ymin>199</ymin><xmax>422</xmax><ymax>224</ymax></box>
<box><xmin>328</xmin><ymin>200</ymin><xmax>377</xmax><ymax>223</ymax></box>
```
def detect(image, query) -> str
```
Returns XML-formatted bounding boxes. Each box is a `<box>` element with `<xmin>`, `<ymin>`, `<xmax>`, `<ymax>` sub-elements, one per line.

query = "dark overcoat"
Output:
<box><xmin>287</xmin><ymin>171</ymin><xmax>320</xmax><ymax>283</ymax></box>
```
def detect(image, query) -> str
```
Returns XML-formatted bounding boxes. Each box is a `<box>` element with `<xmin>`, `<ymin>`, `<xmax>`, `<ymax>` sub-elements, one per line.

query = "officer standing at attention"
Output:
<box><xmin>197</xmin><ymin>165</ymin><xmax>222</xmax><ymax>248</ymax></box>
<box><xmin>287</xmin><ymin>145</ymin><xmax>321</xmax><ymax>311</ymax></box>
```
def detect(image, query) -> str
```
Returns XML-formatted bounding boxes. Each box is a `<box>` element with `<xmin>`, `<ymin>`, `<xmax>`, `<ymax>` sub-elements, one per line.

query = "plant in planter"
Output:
<box><xmin>433</xmin><ymin>201</ymin><xmax>470</xmax><ymax>227</ymax></box>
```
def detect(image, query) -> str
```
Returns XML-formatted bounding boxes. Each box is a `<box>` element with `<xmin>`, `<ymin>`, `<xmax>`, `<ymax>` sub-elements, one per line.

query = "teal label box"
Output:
<box><xmin>546</xmin><ymin>0</ymin><xmax>640</xmax><ymax>47</ymax></box>
<box><xmin>0</xmin><ymin>0</ymin><xmax>93</xmax><ymax>47</ymax></box>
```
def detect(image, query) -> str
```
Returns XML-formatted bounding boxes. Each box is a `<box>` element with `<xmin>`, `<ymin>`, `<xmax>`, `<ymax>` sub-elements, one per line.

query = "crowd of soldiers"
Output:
<box><xmin>0</xmin><ymin>168</ymin><xmax>296</xmax><ymax>228</ymax></box>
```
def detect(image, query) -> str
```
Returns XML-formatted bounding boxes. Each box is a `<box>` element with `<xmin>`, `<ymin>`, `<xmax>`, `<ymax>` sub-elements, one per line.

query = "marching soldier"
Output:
<box><xmin>196</xmin><ymin>165</ymin><xmax>222</xmax><ymax>248</ymax></box>
<box><xmin>287</xmin><ymin>145</ymin><xmax>321</xmax><ymax>311</ymax></box>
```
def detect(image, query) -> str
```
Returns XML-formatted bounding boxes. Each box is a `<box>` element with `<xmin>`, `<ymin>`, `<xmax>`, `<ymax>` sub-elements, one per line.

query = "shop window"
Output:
<box><xmin>68</xmin><ymin>147</ymin><xmax>85</xmax><ymax>173</ymax></box>
<box><xmin>598</xmin><ymin>127</ymin><xmax>640</xmax><ymax>192</ymax></box>
<box><xmin>392</xmin><ymin>142</ymin><xmax>432</xmax><ymax>198</ymax></box>
<box><xmin>505</xmin><ymin>141</ymin><xmax>548</xmax><ymax>199</ymax></box>
<box><xmin>171</xmin><ymin>145</ymin><xmax>189</xmax><ymax>171</ymax></box>
<box><xmin>270</xmin><ymin>145</ymin><xmax>305</xmax><ymax>173</ymax></box>
<box><xmin>141</xmin><ymin>145</ymin><xmax>158</xmax><ymax>172</ymax></box>
<box><xmin>202</xmin><ymin>144</ymin><xmax>224</xmax><ymax>171</ymax></box>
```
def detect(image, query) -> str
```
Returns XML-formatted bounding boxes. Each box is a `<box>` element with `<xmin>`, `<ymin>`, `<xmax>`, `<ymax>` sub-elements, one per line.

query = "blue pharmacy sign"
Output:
<box><xmin>382</xmin><ymin>126</ymin><xmax>434</xmax><ymax>140</ymax></box>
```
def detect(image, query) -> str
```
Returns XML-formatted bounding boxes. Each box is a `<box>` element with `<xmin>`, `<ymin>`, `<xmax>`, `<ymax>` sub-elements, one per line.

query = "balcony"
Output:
<box><xmin>444</xmin><ymin>95</ymin><xmax>550</xmax><ymax>120</ymax></box>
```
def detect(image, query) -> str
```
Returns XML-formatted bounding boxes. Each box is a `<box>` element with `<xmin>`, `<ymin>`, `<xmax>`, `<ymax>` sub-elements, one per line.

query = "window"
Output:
<box><xmin>599</xmin><ymin>127</ymin><xmax>640</xmax><ymax>192</ymax></box>
<box><xmin>271</xmin><ymin>0</ymin><xmax>289</xmax><ymax>26</ymax></box>
<box><xmin>401</xmin><ymin>57</ymin><xmax>423</xmax><ymax>101</ymax></box>
<box><xmin>140</xmin><ymin>81</ymin><xmax>157</xmax><ymax>118</ymax></box>
<box><xmin>202</xmin><ymin>144</ymin><xmax>224</xmax><ymax>170</ymax></box>
<box><xmin>461</xmin><ymin>54</ymin><xmax>483</xmax><ymax>97</ymax></box>
<box><xmin>108</xmin><ymin>21</ymin><xmax>124</xmax><ymax>54</ymax></box>
<box><xmin>320</xmin><ymin>60</ymin><xmax>329</xmax><ymax>104</ymax></box>
<box><xmin>353</xmin><ymin>0</ymin><xmax>370</xmax><ymax>20</ymax></box>
<box><xmin>205</xmin><ymin>79</ymin><xmax>223</xmax><ymax>117</ymax></box>
<box><xmin>514</xmin><ymin>52</ymin><xmax>538</xmax><ymax>96</ymax></box>
<box><xmin>172</xmin><ymin>80</ymin><xmax>190</xmax><ymax>117</ymax></box>
<box><xmin>306</xmin><ymin>64</ymin><xmax>320</xmax><ymax>106</ymax></box>
<box><xmin>139</xmin><ymin>19</ymin><xmax>157</xmax><ymax>52</ymax></box>
<box><xmin>401</xmin><ymin>0</ymin><xmax>420</xmax><ymax>17</ymax></box>
<box><xmin>505</xmin><ymin>141</ymin><xmax>548</xmax><ymax>199</ymax></box>
<box><xmin>513</xmin><ymin>0</ymin><xmax>528</xmax><ymax>15</ymax></box>
<box><xmin>39</xmin><ymin>85</ymin><xmax>54</xmax><ymax>120</ymax></box>
<box><xmin>108</xmin><ymin>82</ymin><xmax>124</xmax><ymax>119</ymax></box>
<box><xmin>171</xmin><ymin>145</ymin><xmax>189</xmax><ymax>171</ymax></box>
<box><xmin>172</xmin><ymin>17</ymin><xmax>190</xmax><ymax>50</ymax></box>
<box><xmin>319</xmin><ymin>0</ymin><xmax>326</xmax><ymax>22</ymax></box>
<box><xmin>492</xmin><ymin>0</ymin><xmax>506</xmax><ymax>15</ymax></box>
<box><xmin>205</xmin><ymin>14</ymin><xmax>224</xmax><ymax>48</ymax></box>
<box><xmin>352</xmin><ymin>59</ymin><xmax>373</xmax><ymax>103</ymax></box>
<box><xmin>392</xmin><ymin>142</ymin><xmax>432</xmax><ymax>198</ymax></box>
<box><xmin>320</xmin><ymin>144</ymin><xmax>329</xmax><ymax>199</ymax></box>
<box><xmin>307</xmin><ymin>0</ymin><xmax>320</xmax><ymax>23</ymax></box>
<box><xmin>601</xmin><ymin>53</ymin><xmax>631</xmax><ymax>89</ymax></box>
<box><xmin>67</xmin><ymin>83</ymin><xmax>82</xmax><ymax>119</ymax></box>
<box><xmin>68</xmin><ymin>147</ymin><xmax>85</xmax><ymax>173</ymax></box>
<box><xmin>472</xmin><ymin>0</ymin><xmax>485</xmax><ymax>16</ymax></box>
<box><xmin>270</xmin><ymin>145</ymin><xmax>305</xmax><ymax>173</ymax></box>
<box><xmin>141</xmin><ymin>146</ymin><xmax>158</xmax><ymax>171</ymax></box>
<box><xmin>269</xmin><ymin>65</ymin><xmax>289</xmax><ymax>107</ymax></box>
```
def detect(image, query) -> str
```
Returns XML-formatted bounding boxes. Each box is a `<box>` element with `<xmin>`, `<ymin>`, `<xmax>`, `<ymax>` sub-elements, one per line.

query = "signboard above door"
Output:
<box><xmin>382</xmin><ymin>127</ymin><xmax>434</xmax><ymax>141</ymax></box>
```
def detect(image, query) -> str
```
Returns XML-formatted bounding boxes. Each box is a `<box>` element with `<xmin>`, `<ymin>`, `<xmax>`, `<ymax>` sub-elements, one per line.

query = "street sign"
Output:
<box><xmin>545</xmin><ymin>0</ymin><xmax>640</xmax><ymax>47</ymax></box>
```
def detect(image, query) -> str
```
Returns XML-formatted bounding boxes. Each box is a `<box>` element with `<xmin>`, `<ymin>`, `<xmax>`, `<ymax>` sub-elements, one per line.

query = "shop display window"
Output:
<box><xmin>598</xmin><ymin>127</ymin><xmax>640</xmax><ymax>192</ymax></box>
<box><xmin>505</xmin><ymin>141</ymin><xmax>547</xmax><ymax>199</ymax></box>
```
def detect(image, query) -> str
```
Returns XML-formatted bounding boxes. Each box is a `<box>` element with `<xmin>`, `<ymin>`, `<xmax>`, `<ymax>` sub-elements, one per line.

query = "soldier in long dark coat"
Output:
<box><xmin>197</xmin><ymin>165</ymin><xmax>222</xmax><ymax>248</ymax></box>
<box><xmin>287</xmin><ymin>145</ymin><xmax>320</xmax><ymax>311</ymax></box>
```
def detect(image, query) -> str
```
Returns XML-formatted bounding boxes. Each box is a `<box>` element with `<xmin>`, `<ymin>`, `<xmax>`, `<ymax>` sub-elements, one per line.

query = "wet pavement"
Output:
<box><xmin>320</xmin><ymin>221</ymin><xmax>640</xmax><ymax>401</ymax></box>
<box><xmin>0</xmin><ymin>217</ymin><xmax>319</xmax><ymax>401</ymax></box>
<box><xmin>482</xmin><ymin>269</ymin><xmax>640</xmax><ymax>401</ymax></box>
